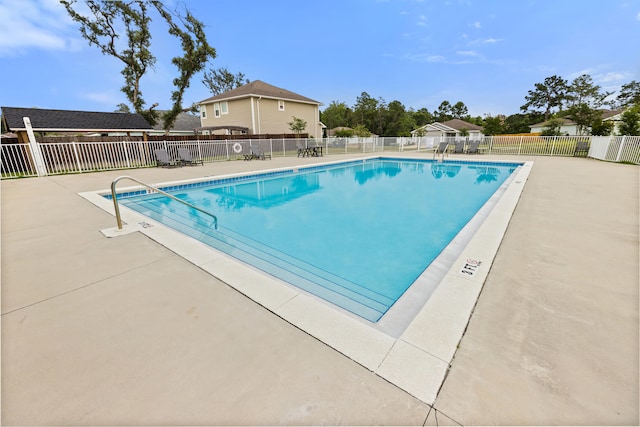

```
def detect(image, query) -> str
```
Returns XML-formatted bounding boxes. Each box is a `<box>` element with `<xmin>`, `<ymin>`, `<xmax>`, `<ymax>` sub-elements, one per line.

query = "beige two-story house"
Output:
<box><xmin>198</xmin><ymin>80</ymin><xmax>323</xmax><ymax>137</ymax></box>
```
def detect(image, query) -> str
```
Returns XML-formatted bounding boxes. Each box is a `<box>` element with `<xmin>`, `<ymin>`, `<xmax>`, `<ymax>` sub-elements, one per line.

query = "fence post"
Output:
<box><xmin>225</xmin><ymin>139</ymin><xmax>229</xmax><ymax>160</ymax></box>
<box><xmin>196</xmin><ymin>139</ymin><xmax>203</xmax><ymax>163</ymax></box>
<box><xmin>23</xmin><ymin>117</ymin><xmax>48</xmax><ymax>177</ymax></box>
<box><xmin>71</xmin><ymin>140</ymin><xmax>83</xmax><ymax>172</ymax></box>
<box><xmin>616</xmin><ymin>135</ymin><xmax>626</xmax><ymax>162</ymax></box>
<box><xmin>518</xmin><ymin>136</ymin><xmax>523</xmax><ymax>155</ymax></box>
<box><xmin>125</xmin><ymin>141</ymin><xmax>132</xmax><ymax>168</ymax></box>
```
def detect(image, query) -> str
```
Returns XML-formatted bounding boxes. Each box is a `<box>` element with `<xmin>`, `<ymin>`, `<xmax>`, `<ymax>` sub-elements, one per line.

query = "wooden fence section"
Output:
<box><xmin>1</xmin><ymin>135</ymin><xmax>639</xmax><ymax>178</ymax></box>
<box><xmin>14</xmin><ymin>133</ymin><xmax>307</xmax><ymax>144</ymax></box>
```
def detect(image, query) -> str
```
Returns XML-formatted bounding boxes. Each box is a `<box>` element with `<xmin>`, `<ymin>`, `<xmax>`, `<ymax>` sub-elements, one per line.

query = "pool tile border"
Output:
<box><xmin>105</xmin><ymin>157</ymin><xmax>522</xmax><ymax>200</ymax></box>
<box><xmin>80</xmin><ymin>156</ymin><xmax>533</xmax><ymax>405</ymax></box>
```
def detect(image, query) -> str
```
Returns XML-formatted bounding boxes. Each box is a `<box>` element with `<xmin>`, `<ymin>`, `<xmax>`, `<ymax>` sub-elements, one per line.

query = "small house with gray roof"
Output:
<box><xmin>1</xmin><ymin>106</ymin><xmax>152</xmax><ymax>142</ymax></box>
<box><xmin>198</xmin><ymin>80</ymin><xmax>324</xmax><ymax>138</ymax></box>
<box><xmin>411</xmin><ymin>118</ymin><xmax>483</xmax><ymax>140</ymax></box>
<box><xmin>150</xmin><ymin>111</ymin><xmax>201</xmax><ymax>136</ymax></box>
<box><xmin>529</xmin><ymin>109</ymin><xmax>625</xmax><ymax>135</ymax></box>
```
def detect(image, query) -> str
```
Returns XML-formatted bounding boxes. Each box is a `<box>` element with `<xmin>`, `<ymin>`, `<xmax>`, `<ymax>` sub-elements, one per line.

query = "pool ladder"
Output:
<box><xmin>110</xmin><ymin>175</ymin><xmax>218</xmax><ymax>231</ymax></box>
<box><xmin>434</xmin><ymin>144</ymin><xmax>448</xmax><ymax>162</ymax></box>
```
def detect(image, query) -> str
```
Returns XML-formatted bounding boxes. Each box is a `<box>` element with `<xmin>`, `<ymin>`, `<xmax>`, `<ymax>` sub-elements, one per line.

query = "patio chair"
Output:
<box><xmin>297</xmin><ymin>141</ymin><xmax>309</xmax><ymax>157</ymax></box>
<box><xmin>242</xmin><ymin>144</ymin><xmax>254</xmax><ymax>161</ymax></box>
<box><xmin>467</xmin><ymin>141</ymin><xmax>480</xmax><ymax>154</ymax></box>
<box><xmin>307</xmin><ymin>140</ymin><xmax>323</xmax><ymax>157</ymax></box>
<box><xmin>251</xmin><ymin>145</ymin><xmax>271</xmax><ymax>160</ymax></box>
<box><xmin>453</xmin><ymin>141</ymin><xmax>465</xmax><ymax>154</ymax></box>
<box><xmin>435</xmin><ymin>142</ymin><xmax>449</xmax><ymax>154</ymax></box>
<box><xmin>177</xmin><ymin>147</ymin><xmax>204</xmax><ymax>166</ymax></box>
<box><xmin>154</xmin><ymin>148</ymin><xmax>180</xmax><ymax>168</ymax></box>
<box><xmin>574</xmin><ymin>141</ymin><xmax>589</xmax><ymax>157</ymax></box>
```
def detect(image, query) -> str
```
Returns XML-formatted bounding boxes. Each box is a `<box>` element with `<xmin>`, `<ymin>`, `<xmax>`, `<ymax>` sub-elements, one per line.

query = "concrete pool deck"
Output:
<box><xmin>2</xmin><ymin>153</ymin><xmax>638</xmax><ymax>425</ymax></box>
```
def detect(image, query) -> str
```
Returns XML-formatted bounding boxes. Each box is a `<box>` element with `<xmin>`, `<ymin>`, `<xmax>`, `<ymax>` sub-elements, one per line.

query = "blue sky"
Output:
<box><xmin>1</xmin><ymin>0</ymin><xmax>639</xmax><ymax>118</ymax></box>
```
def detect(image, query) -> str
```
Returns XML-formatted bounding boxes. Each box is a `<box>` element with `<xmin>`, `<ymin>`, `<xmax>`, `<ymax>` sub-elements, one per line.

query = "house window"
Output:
<box><xmin>200</xmin><ymin>105</ymin><xmax>206</xmax><ymax>119</ymax></box>
<box><xmin>278</xmin><ymin>100</ymin><xmax>285</xmax><ymax>111</ymax></box>
<box><xmin>214</xmin><ymin>101</ymin><xmax>228</xmax><ymax>118</ymax></box>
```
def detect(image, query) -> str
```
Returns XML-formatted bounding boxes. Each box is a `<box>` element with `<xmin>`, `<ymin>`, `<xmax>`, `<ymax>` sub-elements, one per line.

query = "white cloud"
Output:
<box><xmin>403</xmin><ymin>53</ymin><xmax>445</xmax><ymax>63</ymax></box>
<box><xmin>403</xmin><ymin>52</ymin><xmax>474</xmax><ymax>65</ymax></box>
<box><xmin>637</xmin><ymin>11</ymin><xmax>640</xmax><ymax>21</ymax></box>
<box><xmin>427</xmin><ymin>55</ymin><xmax>446</xmax><ymax>63</ymax></box>
<box><xmin>456</xmin><ymin>50</ymin><xmax>479</xmax><ymax>57</ymax></box>
<box><xmin>469</xmin><ymin>37</ymin><xmax>503</xmax><ymax>45</ymax></box>
<box><xmin>593</xmin><ymin>71</ymin><xmax>633</xmax><ymax>97</ymax></box>
<box><xmin>566</xmin><ymin>69</ymin><xmax>631</xmax><ymax>95</ymax></box>
<box><xmin>470</xmin><ymin>21</ymin><xmax>481</xmax><ymax>29</ymax></box>
<box><xmin>0</xmin><ymin>0</ymin><xmax>81</xmax><ymax>56</ymax></box>
<box><xmin>597</xmin><ymin>72</ymin><xmax>628</xmax><ymax>83</ymax></box>
<box><xmin>567</xmin><ymin>68</ymin><xmax>595</xmax><ymax>79</ymax></box>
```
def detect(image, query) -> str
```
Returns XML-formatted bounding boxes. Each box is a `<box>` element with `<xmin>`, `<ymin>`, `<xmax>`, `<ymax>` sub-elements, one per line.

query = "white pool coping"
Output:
<box><xmin>80</xmin><ymin>156</ymin><xmax>533</xmax><ymax>404</ymax></box>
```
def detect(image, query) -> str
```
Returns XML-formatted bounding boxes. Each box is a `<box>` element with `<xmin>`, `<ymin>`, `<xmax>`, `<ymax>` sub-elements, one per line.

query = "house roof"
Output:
<box><xmin>327</xmin><ymin>126</ymin><xmax>353</xmax><ymax>136</ymax></box>
<box><xmin>413</xmin><ymin>118</ymin><xmax>483</xmax><ymax>133</ymax></box>
<box><xmin>530</xmin><ymin>117</ymin><xmax>576</xmax><ymax>127</ymax></box>
<box><xmin>199</xmin><ymin>80</ymin><xmax>321</xmax><ymax>105</ymax></box>
<box><xmin>602</xmin><ymin>109</ymin><xmax>624</xmax><ymax>120</ymax></box>
<box><xmin>1</xmin><ymin>106</ymin><xmax>152</xmax><ymax>132</ymax></box>
<box><xmin>152</xmin><ymin>111</ymin><xmax>201</xmax><ymax>132</ymax></box>
<box><xmin>439</xmin><ymin>119</ymin><xmax>483</xmax><ymax>131</ymax></box>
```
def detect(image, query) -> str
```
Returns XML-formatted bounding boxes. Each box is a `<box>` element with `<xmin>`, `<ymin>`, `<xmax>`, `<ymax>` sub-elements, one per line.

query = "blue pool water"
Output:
<box><xmin>117</xmin><ymin>158</ymin><xmax>520</xmax><ymax>321</ymax></box>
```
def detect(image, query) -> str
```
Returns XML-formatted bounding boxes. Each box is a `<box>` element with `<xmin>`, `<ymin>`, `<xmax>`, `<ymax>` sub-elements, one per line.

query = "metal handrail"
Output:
<box><xmin>433</xmin><ymin>143</ymin><xmax>448</xmax><ymax>161</ymax></box>
<box><xmin>110</xmin><ymin>175</ymin><xmax>218</xmax><ymax>231</ymax></box>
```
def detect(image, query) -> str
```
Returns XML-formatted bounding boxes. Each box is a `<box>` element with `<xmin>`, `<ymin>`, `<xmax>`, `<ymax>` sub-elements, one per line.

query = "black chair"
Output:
<box><xmin>251</xmin><ymin>145</ymin><xmax>271</xmax><ymax>160</ymax></box>
<box><xmin>154</xmin><ymin>148</ymin><xmax>180</xmax><ymax>168</ymax></box>
<box><xmin>467</xmin><ymin>141</ymin><xmax>480</xmax><ymax>154</ymax></box>
<box><xmin>434</xmin><ymin>142</ymin><xmax>448</xmax><ymax>154</ymax></box>
<box><xmin>242</xmin><ymin>144</ymin><xmax>254</xmax><ymax>161</ymax></box>
<box><xmin>307</xmin><ymin>140</ymin><xmax>323</xmax><ymax>157</ymax></box>
<box><xmin>297</xmin><ymin>141</ymin><xmax>310</xmax><ymax>157</ymax></box>
<box><xmin>177</xmin><ymin>148</ymin><xmax>204</xmax><ymax>166</ymax></box>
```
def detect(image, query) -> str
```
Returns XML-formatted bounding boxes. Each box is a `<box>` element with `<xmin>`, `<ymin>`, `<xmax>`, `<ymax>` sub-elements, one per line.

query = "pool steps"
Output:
<box><xmin>122</xmin><ymin>197</ymin><xmax>393</xmax><ymax>321</ymax></box>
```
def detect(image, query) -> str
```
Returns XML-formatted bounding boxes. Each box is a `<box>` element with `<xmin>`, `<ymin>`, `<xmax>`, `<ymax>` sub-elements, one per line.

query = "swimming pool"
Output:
<box><xmin>114</xmin><ymin>158</ymin><xmax>521</xmax><ymax>322</ymax></box>
<box><xmin>85</xmin><ymin>155</ymin><xmax>532</xmax><ymax>403</ymax></box>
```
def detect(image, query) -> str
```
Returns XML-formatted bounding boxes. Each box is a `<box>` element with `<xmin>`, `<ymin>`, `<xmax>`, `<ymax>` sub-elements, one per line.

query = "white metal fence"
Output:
<box><xmin>1</xmin><ymin>135</ymin><xmax>638</xmax><ymax>178</ymax></box>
